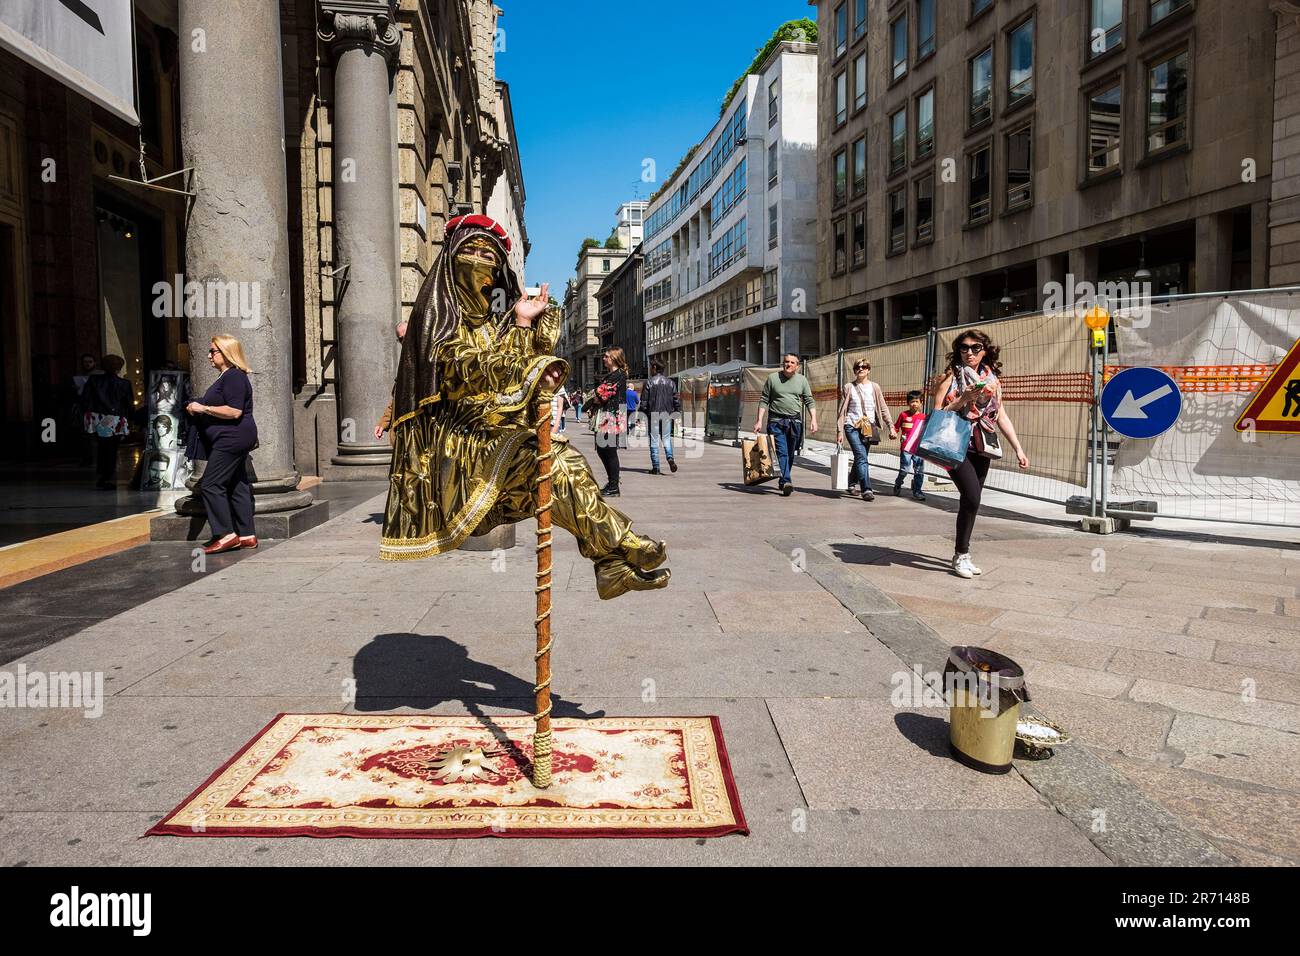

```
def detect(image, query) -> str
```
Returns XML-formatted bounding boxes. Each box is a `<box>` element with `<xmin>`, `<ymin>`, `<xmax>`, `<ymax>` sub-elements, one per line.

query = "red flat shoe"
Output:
<box><xmin>239</xmin><ymin>535</ymin><xmax>258</xmax><ymax>550</ymax></box>
<box><xmin>203</xmin><ymin>534</ymin><xmax>240</xmax><ymax>555</ymax></box>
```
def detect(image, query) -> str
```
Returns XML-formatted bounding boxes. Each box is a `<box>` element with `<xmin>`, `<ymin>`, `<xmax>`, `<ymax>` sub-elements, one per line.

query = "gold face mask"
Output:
<box><xmin>452</xmin><ymin>239</ymin><xmax>500</xmax><ymax>322</ymax></box>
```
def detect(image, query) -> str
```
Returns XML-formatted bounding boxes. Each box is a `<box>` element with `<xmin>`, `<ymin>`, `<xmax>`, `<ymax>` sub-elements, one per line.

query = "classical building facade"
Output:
<box><xmin>643</xmin><ymin>39</ymin><xmax>819</xmax><ymax>373</ymax></box>
<box><xmin>563</xmin><ymin>243</ymin><xmax>631</xmax><ymax>391</ymax></box>
<box><xmin>596</xmin><ymin>243</ymin><xmax>646</xmax><ymax>376</ymax></box>
<box><xmin>813</xmin><ymin>0</ymin><xmax>1278</xmax><ymax>351</ymax></box>
<box><xmin>0</xmin><ymin>0</ymin><xmax>524</xmax><ymax>530</ymax></box>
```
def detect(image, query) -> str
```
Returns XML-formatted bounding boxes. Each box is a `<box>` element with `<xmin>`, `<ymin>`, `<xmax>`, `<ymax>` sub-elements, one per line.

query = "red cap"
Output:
<box><xmin>446</xmin><ymin>213</ymin><xmax>512</xmax><ymax>253</ymax></box>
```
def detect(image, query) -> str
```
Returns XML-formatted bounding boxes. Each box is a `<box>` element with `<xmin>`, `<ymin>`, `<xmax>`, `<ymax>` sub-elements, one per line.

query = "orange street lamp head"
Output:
<box><xmin>1084</xmin><ymin>305</ymin><xmax>1111</xmax><ymax>331</ymax></box>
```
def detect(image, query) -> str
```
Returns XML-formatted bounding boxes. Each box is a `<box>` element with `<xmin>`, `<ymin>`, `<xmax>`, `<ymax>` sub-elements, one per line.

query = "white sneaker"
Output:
<box><xmin>952</xmin><ymin>553</ymin><xmax>977</xmax><ymax>579</ymax></box>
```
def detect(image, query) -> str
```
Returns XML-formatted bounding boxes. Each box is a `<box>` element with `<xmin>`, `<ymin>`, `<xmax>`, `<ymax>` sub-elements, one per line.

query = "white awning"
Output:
<box><xmin>0</xmin><ymin>0</ymin><xmax>138</xmax><ymax>125</ymax></box>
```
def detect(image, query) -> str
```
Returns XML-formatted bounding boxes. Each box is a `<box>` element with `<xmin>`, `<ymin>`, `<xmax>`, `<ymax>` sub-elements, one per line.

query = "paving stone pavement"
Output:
<box><xmin>1</xmin><ymin>426</ymin><xmax>1294</xmax><ymax>865</ymax></box>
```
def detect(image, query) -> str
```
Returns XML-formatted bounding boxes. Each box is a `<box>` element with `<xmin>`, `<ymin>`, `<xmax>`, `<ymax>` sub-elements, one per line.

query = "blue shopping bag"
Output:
<box><xmin>916</xmin><ymin>410</ymin><xmax>972</xmax><ymax>470</ymax></box>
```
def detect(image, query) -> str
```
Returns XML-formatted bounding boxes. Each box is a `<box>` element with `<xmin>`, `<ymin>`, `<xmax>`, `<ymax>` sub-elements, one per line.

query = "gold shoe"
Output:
<box><xmin>619</xmin><ymin>531</ymin><xmax>668</xmax><ymax>572</ymax></box>
<box><xmin>595</xmin><ymin>556</ymin><xmax>671</xmax><ymax>600</ymax></box>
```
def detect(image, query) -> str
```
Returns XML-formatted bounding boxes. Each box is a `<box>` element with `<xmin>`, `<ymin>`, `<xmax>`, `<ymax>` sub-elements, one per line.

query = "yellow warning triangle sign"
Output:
<box><xmin>1235</xmin><ymin>336</ymin><xmax>1300</xmax><ymax>433</ymax></box>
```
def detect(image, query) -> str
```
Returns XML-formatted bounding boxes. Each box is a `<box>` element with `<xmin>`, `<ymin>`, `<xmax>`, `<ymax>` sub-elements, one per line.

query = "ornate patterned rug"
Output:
<box><xmin>147</xmin><ymin>714</ymin><xmax>747</xmax><ymax>839</ymax></box>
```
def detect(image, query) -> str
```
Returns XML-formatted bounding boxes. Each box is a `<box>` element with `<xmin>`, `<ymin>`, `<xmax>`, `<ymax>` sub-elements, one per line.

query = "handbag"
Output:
<box><xmin>916</xmin><ymin>409</ymin><xmax>972</xmax><ymax>470</ymax></box>
<box><xmin>971</xmin><ymin>424</ymin><xmax>1003</xmax><ymax>459</ymax></box>
<box><xmin>849</xmin><ymin>384</ymin><xmax>882</xmax><ymax>445</ymax></box>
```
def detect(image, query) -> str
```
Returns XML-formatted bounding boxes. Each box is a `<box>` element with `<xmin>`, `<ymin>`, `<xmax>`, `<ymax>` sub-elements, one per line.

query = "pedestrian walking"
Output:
<box><xmin>186</xmin><ymin>334</ymin><xmax>260</xmax><ymax>554</ymax></box>
<box><xmin>931</xmin><ymin>329</ymin><xmax>1029</xmax><ymax>578</ymax></box>
<box><xmin>892</xmin><ymin>390</ymin><xmax>927</xmax><ymax>500</ymax></box>
<box><xmin>592</xmin><ymin>347</ymin><xmax>629</xmax><ymax>496</ymax></box>
<box><xmin>551</xmin><ymin>383</ymin><xmax>569</xmax><ymax>434</ymax></box>
<box><xmin>573</xmin><ymin>391</ymin><xmax>584</xmax><ymax>422</ymax></box>
<box><xmin>835</xmin><ymin>359</ymin><xmax>895</xmax><ymax>501</ymax></box>
<box><xmin>641</xmin><ymin>361</ymin><xmax>680</xmax><ymax>475</ymax></box>
<box><xmin>79</xmin><ymin>354</ymin><xmax>134</xmax><ymax>489</ymax></box>
<box><xmin>753</xmin><ymin>353</ymin><xmax>818</xmax><ymax>496</ymax></box>
<box><xmin>373</xmin><ymin>321</ymin><xmax>408</xmax><ymax>444</ymax></box>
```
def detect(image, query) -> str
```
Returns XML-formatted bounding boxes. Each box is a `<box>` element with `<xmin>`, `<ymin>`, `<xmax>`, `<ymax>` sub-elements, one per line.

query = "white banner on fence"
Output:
<box><xmin>1111</xmin><ymin>292</ymin><xmax>1300</xmax><ymax>521</ymax></box>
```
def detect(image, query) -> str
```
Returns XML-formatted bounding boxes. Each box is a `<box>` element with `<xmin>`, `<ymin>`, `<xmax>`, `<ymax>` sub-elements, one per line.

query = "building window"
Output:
<box><xmin>769</xmin><ymin>203</ymin><xmax>778</xmax><ymax>248</ymax></box>
<box><xmin>851</xmin><ymin>207</ymin><xmax>867</xmax><ymax>267</ymax></box>
<box><xmin>968</xmin><ymin>144</ymin><xmax>992</xmax><ymax>221</ymax></box>
<box><xmin>854</xmin><ymin>52</ymin><xmax>868</xmax><ymax>110</ymax></box>
<box><xmin>916</xmin><ymin>88</ymin><xmax>935</xmax><ymax>159</ymax></box>
<box><xmin>915</xmin><ymin>174</ymin><xmax>934</xmax><ymax>243</ymax></box>
<box><xmin>763</xmin><ymin>268</ymin><xmax>778</xmax><ymax>308</ymax></box>
<box><xmin>833</xmin><ymin>217</ymin><xmax>848</xmax><ymax>274</ymax></box>
<box><xmin>891</xmin><ymin>12</ymin><xmax>908</xmax><ymax>81</ymax></box>
<box><xmin>768</xmin><ymin>142</ymin><xmax>778</xmax><ymax>186</ymax></box>
<box><xmin>769</xmin><ymin>78</ymin><xmax>779</xmax><ymax>126</ymax></box>
<box><xmin>852</xmin><ymin>135</ymin><xmax>867</xmax><ymax>194</ymax></box>
<box><xmin>834</xmin><ymin>149</ymin><xmax>848</xmax><ymax>206</ymax></box>
<box><xmin>1090</xmin><ymin>0</ymin><xmax>1123</xmax><ymax>59</ymax></box>
<box><xmin>835</xmin><ymin>2</ymin><xmax>848</xmax><ymax>57</ymax></box>
<box><xmin>745</xmin><ymin>276</ymin><xmax>762</xmax><ymax>314</ymax></box>
<box><xmin>836</xmin><ymin>71</ymin><xmax>847</xmax><ymax>126</ymax></box>
<box><xmin>1087</xmin><ymin>82</ymin><xmax>1122</xmax><ymax>174</ymax></box>
<box><xmin>972</xmin><ymin>0</ymin><xmax>993</xmax><ymax>16</ymax></box>
<box><xmin>1147</xmin><ymin>50</ymin><xmax>1189</xmax><ymax>154</ymax></box>
<box><xmin>890</xmin><ymin>108</ymin><xmax>907</xmax><ymax>174</ymax></box>
<box><xmin>1150</xmin><ymin>0</ymin><xmax>1190</xmax><ymax>24</ymax></box>
<box><xmin>916</xmin><ymin>0</ymin><xmax>936</xmax><ymax>61</ymax></box>
<box><xmin>603</xmin><ymin>259</ymin><xmax>611</xmax><ymax>272</ymax></box>
<box><xmin>1007</xmin><ymin>18</ymin><xmax>1034</xmax><ymax>107</ymax></box>
<box><xmin>1006</xmin><ymin>125</ymin><xmax>1032</xmax><ymax>208</ymax></box>
<box><xmin>853</xmin><ymin>0</ymin><xmax>868</xmax><ymax>40</ymax></box>
<box><xmin>888</xmin><ymin>188</ymin><xmax>906</xmax><ymax>254</ymax></box>
<box><xmin>970</xmin><ymin>47</ymin><xmax>993</xmax><ymax>127</ymax></box>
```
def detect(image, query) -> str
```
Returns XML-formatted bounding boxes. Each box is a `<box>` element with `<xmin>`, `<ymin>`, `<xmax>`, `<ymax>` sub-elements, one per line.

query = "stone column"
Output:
<box><xmin>936</xmin><ymin>280</ymin><xmax>958</xmax><ymax>328</ymax></box>
<box><xmin>319</xmin><ymin>1</ymin><xmax>401</xmax><ymax>473</ymax></box>
<box><xmin>172</xmin><ymin>0</ymin><xmax>315</xmax><ymax>529</ymax></box>
<box><xmin>958</xmin><ymin>275</ymin><xmax>981</xmax><ymax>325</ymax></box>
<box><xmin>1036</xmin><ymin>255</ymin><xmax>1066</xmax><ymax>310</ymax></box>
<box><xmin>1068</xmin><ymin>246</ymin><xmax>1099</xmax><ymax>289</ymax></box>
<box><xmin>883</xmin><ymin>297</ymin><xmax>901</xmax><ymax>342</ymax></box>
<box><xmin>1194</xmin><ymin>212</ymin><xmax>1233</xmax><ymax>292</ymax></box>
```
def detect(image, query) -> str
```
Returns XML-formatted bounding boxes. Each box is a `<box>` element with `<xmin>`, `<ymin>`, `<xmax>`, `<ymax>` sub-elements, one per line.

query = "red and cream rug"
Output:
<box><xmin>147</xmin><ymin>713</ymin><xmax>748</xmax><ymax>839</ymax></box>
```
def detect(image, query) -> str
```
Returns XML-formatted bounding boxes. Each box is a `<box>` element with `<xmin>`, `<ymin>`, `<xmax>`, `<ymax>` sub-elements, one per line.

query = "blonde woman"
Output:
<box><xmin>185</xmin><ymin>335</ymin><xmax>259</xmax><ymax>554</ymax></box>
<box><xmin>836</xmin><ymin>359</ymin><xmax>896</xmax><ymax>501</ymax></box>
<box><xmin>592</xmin><ymin>346</ymin><xmax>629</xmax><ymax>495</ymax></box>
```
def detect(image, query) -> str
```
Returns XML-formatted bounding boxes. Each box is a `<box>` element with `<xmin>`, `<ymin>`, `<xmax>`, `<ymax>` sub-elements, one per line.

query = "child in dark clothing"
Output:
<box><xmin>893</xmin><ymin>390</ymin><xmax>927</xmax><ymax>500</ymax></box>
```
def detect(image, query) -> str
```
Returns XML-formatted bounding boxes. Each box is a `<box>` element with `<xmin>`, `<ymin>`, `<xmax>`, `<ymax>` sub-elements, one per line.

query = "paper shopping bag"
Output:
<box><xmin>831</xmin><ymin>447</ymin><xmax>852</xmax><ymax>491</ymax></box>
<box><xmin>742</xmin><ymin>434</ymin><xmax>776</xmax><ymax>486</ymax></box>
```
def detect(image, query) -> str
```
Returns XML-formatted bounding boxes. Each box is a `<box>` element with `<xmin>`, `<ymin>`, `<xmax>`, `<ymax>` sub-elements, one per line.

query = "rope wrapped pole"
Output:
<box><xmin>532</xmin><ymin>392</ymin><xmax>555</xmax><ymax>788</ymax></box>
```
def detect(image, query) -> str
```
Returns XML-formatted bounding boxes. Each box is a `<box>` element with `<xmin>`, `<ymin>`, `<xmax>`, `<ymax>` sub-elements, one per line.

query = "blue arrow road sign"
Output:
<box><xmin>1102</xmin><ymin>366</ymin><xmax>1182</xmax><ymax>439</ymax></box>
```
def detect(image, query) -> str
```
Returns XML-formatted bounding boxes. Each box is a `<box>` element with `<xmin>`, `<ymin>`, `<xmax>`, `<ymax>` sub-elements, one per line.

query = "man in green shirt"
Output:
<box><xmin>753</xmin><ymin>353</ymin><xmax>818</xmax><ymax>495</ymax></box>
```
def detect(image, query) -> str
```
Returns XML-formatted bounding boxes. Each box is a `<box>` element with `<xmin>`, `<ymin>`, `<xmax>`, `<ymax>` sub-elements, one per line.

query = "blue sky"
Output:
<box><xmin>497</xmin><ymin>0</ymin><xmax>811</xmax><ymax>289</ymax></box>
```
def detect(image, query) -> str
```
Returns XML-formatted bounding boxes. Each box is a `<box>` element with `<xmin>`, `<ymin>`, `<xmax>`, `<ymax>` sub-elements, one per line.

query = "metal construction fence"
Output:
<box><xmin>681</xmin><ymin>288</ymin><xmax>1300</xmax><ymax>529</ymax></box>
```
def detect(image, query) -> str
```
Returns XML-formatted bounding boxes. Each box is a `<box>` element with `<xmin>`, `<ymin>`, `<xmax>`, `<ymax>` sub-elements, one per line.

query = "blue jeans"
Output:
<box><xmin>648</xmin><ymin>412</ymin><xmax>674</xmax><ymax>469</ymax></box>
<box><xmin>844</xmin><ymin>425</ymin><xmax>871</xmax><ymax>489</ymax></box>
<box><xmin>767</xmin><ymin>416</ymin><xmax>802</xmax><ymax>484</ymax></box>
<box><xmin>895</xmin><ymin>451</ymin><xmax>925</xmax><ymax>494</ymax></box>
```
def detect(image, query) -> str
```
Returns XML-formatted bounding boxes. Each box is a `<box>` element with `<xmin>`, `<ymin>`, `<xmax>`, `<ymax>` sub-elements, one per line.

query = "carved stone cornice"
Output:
<box><xmin>1273</xmin><ymin>1</ymin><xmax>1300</xmax><ymax>25</ymax></box>
<box><xmin>318</xmin><ymin>0</ymin><xmax>401</xmax><ymax>64</ymax></box>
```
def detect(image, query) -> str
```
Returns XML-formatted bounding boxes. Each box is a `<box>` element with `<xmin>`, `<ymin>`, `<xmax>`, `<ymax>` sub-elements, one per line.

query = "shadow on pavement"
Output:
<box><xmin>353</xmin><ymin>632</ymin><xmax>602</xmax><ymax>719</ymax></box>
<box><xmin>828</xmin><ymin>541</ymin><xmax>953</xmax><ymax>574</ymax></box>
<box><xmin>893</xmin><ymin>711</ymin><xmax>952</xmax><ymax>759</ymax></box>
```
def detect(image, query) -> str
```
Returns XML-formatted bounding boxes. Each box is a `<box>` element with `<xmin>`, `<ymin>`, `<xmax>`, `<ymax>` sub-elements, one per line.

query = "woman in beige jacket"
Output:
<box><xmin>836</xmin><ymin>359</ymin><xmax>896</xmax><ymax>501</ymax></box>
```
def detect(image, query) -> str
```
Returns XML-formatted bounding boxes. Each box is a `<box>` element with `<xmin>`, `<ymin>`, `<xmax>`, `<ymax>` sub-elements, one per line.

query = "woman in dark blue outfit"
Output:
<box><xmin>186</xmin><ymin>334</ymin><xmax>259</xmax><ymax>554</ymax></box>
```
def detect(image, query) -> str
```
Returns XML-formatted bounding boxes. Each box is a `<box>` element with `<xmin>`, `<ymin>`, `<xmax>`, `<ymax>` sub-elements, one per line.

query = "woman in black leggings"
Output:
<box><xmin>932</xmin><ymin>329</ymin><xmax>1028</xmax><ymax>578</ymax></box>
<box><xmin>592</xmin><ymin>347</ymin><xmax>629</xmax><ymax>496</ymax></box>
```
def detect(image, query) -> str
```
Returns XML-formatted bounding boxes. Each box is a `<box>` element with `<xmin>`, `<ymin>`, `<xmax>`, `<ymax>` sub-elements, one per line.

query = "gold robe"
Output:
<box><xmin>379</xmin><ymin>306</ymin><xmax>632</xmax><ymax>561</ymax></box>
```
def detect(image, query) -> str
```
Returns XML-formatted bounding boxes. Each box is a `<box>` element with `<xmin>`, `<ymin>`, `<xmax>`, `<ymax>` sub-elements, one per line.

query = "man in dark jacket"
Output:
<box><xmin>641</xmin><ymin>362</ymin><xmax>680</xmax><ymax>475</ymax></box>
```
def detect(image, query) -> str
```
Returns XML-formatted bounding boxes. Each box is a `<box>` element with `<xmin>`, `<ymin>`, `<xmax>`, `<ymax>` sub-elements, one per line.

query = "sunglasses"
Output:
<box><xmin>854</xmin><ymin>365</ymin><xmax>871</xmax><ymax>372</ymax></box>
<box><xmin>958</xmin><ymin>343</ymin><xmax>985</xmax><ymax>354</ymax></box>
<box><xmin>207</xmin><ymin>348</ymin><xmax>219</xmax><ymax>356</ymax></box>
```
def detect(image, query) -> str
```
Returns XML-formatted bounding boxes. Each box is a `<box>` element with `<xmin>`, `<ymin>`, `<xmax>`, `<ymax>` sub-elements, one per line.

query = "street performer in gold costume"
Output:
<box><xmin>379</xmin><ymin>214</ymin><xmax>670</xmax><ymax>599</ymax></box>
